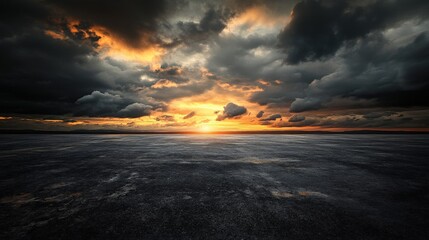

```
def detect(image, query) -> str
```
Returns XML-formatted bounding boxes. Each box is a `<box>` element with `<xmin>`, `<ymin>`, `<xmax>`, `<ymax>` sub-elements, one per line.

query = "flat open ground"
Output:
<box><xmin>0</xmin><ymin>134</ymin><xmax>428</xmax><ymax>239</ymax></box>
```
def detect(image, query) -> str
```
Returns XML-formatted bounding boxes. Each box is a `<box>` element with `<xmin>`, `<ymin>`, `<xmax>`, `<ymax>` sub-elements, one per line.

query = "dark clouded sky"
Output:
<box><xmin>1</xmin><ymin>0</ymin><xmax>428</xmax><ymax>131</ymax></box>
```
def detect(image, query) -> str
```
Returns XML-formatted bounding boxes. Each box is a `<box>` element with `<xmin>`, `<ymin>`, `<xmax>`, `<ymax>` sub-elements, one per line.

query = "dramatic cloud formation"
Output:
<box><xmin>288</xmin><ymin>115</ymin><xmax>305</xmax><ymax>123</ymax></box>
<box><xmin>0</xmin><ymin>0</ymin><xmax>428</xmax><ymax>131</ymax></box>
<box><xmin>290</xmin><ymin>98</ymin><xmax>321</xmax><ymax>113</ymax></box>
<box><xmin>177</xmin><ymin>8</ymin><xmax>235</xmax><ymax>44</ymax></box>
<box><xmin>278</xmin><ymin>0</ymin><xmax>429</xmax><ymax>64</ymax></box>
<box><xmin>260</xmin><ymin>114</ymin><xmax>282</xmax><ymax>121</ymax></box>
<box><xmin>256</xmin><ymin>111</ymin><xmax>264</xmax><ymax>118</ymax></box>
<box><xmin>118</xmin><ymin>103</ymin><xmax>153</xmax><ymax>118</ymax></box>
<box><xmin>47</xmin><ymin>0</ymin><xmax>168</xmax><ymax>48</ymax></box>
<box><xmin>75</xmin><ymin>91</ymin><xmax>161</xmax><ymax>118</ymax></box>
<box><xmin>216</xmin><ymin>103</ymin><xmax>247</xmax><ymax>121</ymax></box>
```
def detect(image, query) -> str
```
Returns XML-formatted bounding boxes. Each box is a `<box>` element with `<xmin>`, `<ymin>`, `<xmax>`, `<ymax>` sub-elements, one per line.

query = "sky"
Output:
<box><xmin>1</xmin><ymin>0</ymin><xmax>428</xmax><ymax>132</ymax></box>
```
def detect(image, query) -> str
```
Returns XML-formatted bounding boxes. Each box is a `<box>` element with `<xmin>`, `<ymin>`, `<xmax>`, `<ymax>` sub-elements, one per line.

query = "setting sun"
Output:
<box><xmin>199</xmin><ymin>125</ymin><xmax>212</xmax><ymax>133</ymax></box>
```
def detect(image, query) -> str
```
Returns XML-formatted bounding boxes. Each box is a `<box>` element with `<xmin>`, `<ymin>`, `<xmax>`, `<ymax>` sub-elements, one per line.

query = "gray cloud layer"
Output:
<box><xmin>260</xmin><ymin>114</ymin><xmax>282</xmax><ymax>121</ymax></box>
<box><xmin>278</xmin><ymin>0</ymin><xmax>429</xmax><ymax>64</ymax></box>
<box><xmin>1</xmin><ymin>0</ymin><xmax>428</xmax><ymax>129</ymax></box>
<box><xmin>217</xmin><ymin>102</ymin><xmax>247</xmax><ymax>121</ymax></box>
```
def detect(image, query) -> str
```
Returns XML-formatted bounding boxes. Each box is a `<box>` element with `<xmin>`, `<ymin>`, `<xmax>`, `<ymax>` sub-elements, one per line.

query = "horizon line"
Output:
<box><xmin>1</xmin><ymin>129</ymin><xmax>429</xmax><ymax>134</ymax></box>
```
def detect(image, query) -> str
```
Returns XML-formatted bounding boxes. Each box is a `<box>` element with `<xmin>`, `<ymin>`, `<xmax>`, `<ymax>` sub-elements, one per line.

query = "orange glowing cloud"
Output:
<box><xmin>163</xmin><ymin>84</ymin><xmax>275</xmax><ymax>131</ymax></box>
<box><xmin>45</xmin><ymin>19</ymin><xmax>165</xmax><ymax>65</ymax></box>
<box><xmin>224</xmin><ymin>6</ymin><xmax>290</xmax><ymax>35</ymax></box>
<box><xmin>89</xmin><ymin>25</ymin><xmax>165</xmax><ymax>65</ymax></box>
<box><xmin>151</xmin><ymin>79</ymin><xmax>179</xmax><ymax>89</ymax></box>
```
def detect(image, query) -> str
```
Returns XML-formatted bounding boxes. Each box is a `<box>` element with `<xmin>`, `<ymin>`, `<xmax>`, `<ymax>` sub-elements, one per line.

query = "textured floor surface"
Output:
<box><xmin>0</xmin><ymin>134</ymin><xmax>428</xmax><ymax>239</ymax></box>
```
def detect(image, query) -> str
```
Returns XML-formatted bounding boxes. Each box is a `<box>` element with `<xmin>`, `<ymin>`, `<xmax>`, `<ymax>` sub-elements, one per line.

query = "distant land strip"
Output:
<box><xmin>0</xmin><ymin>129</ymin><xmax>428</xmax><ymax>134</ymax></box>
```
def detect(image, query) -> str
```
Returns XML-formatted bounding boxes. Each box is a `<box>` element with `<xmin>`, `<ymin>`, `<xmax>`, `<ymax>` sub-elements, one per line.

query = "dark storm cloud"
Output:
<box><xmin>117</xmin><ymin>103</ymin><xmax>153</xmax><ymax>118</ymax></box>
<box><xmin>135</xmin><ymin>63</ymin><xmax>216</xmax><ymax>102</ymax></box>
<box><xmin>288</xmin><ymin>115</ymin><xmax>305</xmax><ymax>122</ymax></box>
<box><xmin>1</xmin><ymin>0</ymin><xmax>429</xmax><ymax>130</ymax></box>
<box><xmin>151</xmin><ymin>63</ymin><xmax>190</xmax><ymax>84</ymax></box>
<box><xmin>165</xmin><ymin>0</ymin><xmax>297</xmax><ymax>49</ymax></box>
<box><xmin>46</xmin><ymin>0</ymin><xmax>169</xmax><ymax>48</ymax></box>
<box><xmin>223</xmin><ymin>0</ymin><xmax>298</xmax><ymax>16</ymax></box>
<box><xmin>177</xmin><ymin>8</ymin><xmax>234</xmax><ymax>43</ymax></box>
<box><xmin>278</xmin><ymin>0</ymin><xmax>429</xmax><ymax>64</ymax></box>
<box><xmin>183</xmin><ymin>111</ymin><xmax>196</xmax><ymax>119</ymax></box>
<box><xmin>75</xmin><ymin>91</ymin><xmax>126</xmax><ymax>117</ymax></box>
<box><xmin>0</xmin><ymin>28</ymin><xmax>107</xmax><ymax>114</ymax></box>
<box><xmin>289</xmin><ymin>98</ymin><xmax>322</xmax><ymax>113</ymax></box>
<box><xmin>207</xmin><ymin>34</ymin><xmax>278</xmax><ymax>81</ymax></box>
<box><xmin>219</xmin><ymin>0</ymin><xmax>429</xmax><ymax>119</ymax></box>
<box><xmin>260</xmin><ymin>114</ymin><xmax>282</xmax><ymax>121</ymax></box>
<box><xmin>160</xmin><ymin>63</ymin><xmax>181</xmax><ymax>75</ymax></box>
<box><xmin>216</xmin><ymin>102</ymin><xmax>247</xmax><ymax>121</ymax></box>
<box><xmin>291</xmin><ymin>32</ymin><xmax>429</xmax><ymax>113</ymax></box>
<box><xmin>206</xmin><ymin>33</ymin><xmax>334</xmax><ymax>109</ymax></box>
<box><xmin>273</xmin><ymin>111</ymin><xmax>429</xmax><ymax>128</ymax></box>
<box><xmin>0</xmin><ymin>0</ymin><xmax>188</xmax><ymax>119</ymax></box>
<box><xmin>75</xmin><ymin>91</ymin><xmax>157</xmax><ymax>118</ymax></box>
<box><xmin>0</xmin><ymin>23</ymin><xmax>166</xmax><ymax>118</ymax></box>
<box><xmin>256</xmin><ymin>111</ymin><xmax>264</xmax><ymax>118</ymax></box>
<box><xmin>0</xmin><ymin>1</ymin><xmax>120</xmax><ymax>116</ymax></box>
<box><xmin>0</xmin><ymin>0</ymin><xmax>286</xmax><ymax>120</ymax></box>
<box><xmin>0</xmin><ymin>0</ymin><xmax>50</xmax><ymax>36</ymax></box>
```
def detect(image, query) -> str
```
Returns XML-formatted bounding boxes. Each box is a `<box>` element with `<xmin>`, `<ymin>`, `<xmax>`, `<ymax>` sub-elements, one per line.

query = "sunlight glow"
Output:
<box><xmin>199</xmin><ymin>125</ymin><xmax>212</xmax><ymax>133</ymax></box>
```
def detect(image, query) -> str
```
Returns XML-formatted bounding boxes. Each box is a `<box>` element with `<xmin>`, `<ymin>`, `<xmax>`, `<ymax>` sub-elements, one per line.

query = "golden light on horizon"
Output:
<box><xmin>199</xmin><ymin>125</ymin><xmax>212</xmax><ymax>133</ymax></box>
